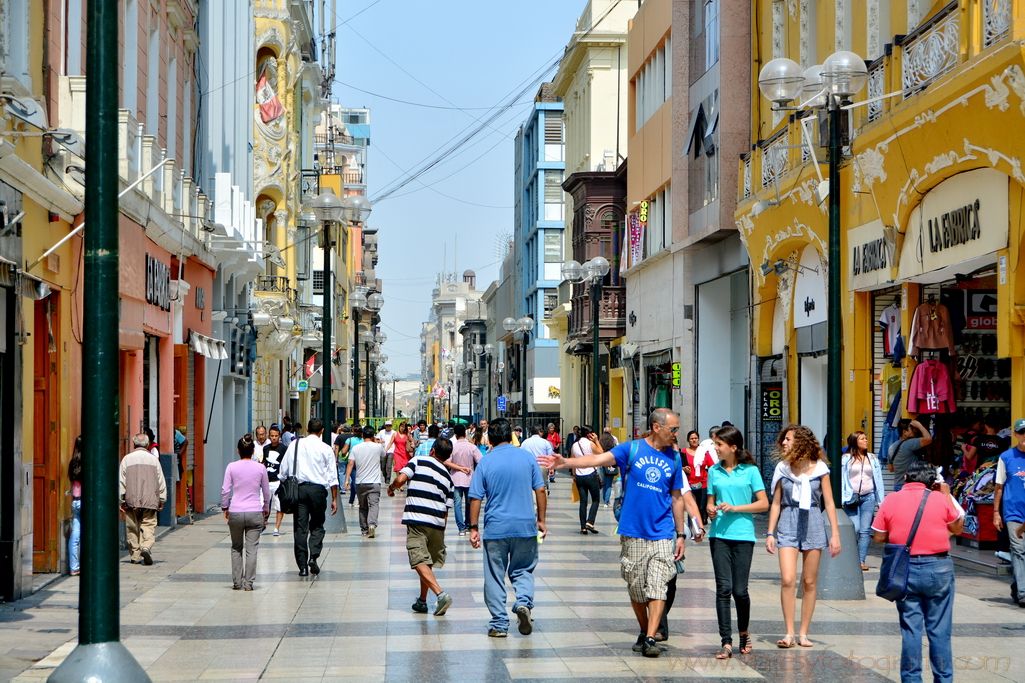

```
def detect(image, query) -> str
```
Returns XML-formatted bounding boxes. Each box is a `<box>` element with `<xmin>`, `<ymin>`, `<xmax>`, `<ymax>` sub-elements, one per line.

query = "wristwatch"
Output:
<box><xmin>468</xmin><ymin>524</ymin><xmax>479</xmax><ymax>531</ymax></box>
<box><xmin>675</xmin><ymin>531</ymin><xmax>686</xmax><ymax>538</ymax></box>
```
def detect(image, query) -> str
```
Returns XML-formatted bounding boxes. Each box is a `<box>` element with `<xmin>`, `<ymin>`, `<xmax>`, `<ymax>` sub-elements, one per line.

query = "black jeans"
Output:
<box><xmin>575</xmin><ymin>473</ymin><xmax>601</xmax><ymax>528</ymax></box>
<box><xmin>691</xmin><ymin>487</ymin><xmax>708</xmax><ymax>525</ymax></box>
<box><xmin>658</xmin><ymin>574</ymin><xmax>678</xmax><ymax>638</ymax></box>
<box><xmin>710</xmin><ymin>537</ymin><xmax>754</xmax><ymax>643</ymax></box>
<box><xmin>293</xmin><ymin>482</ymin><xmax>328</xmax><ymax>570</ymax></box>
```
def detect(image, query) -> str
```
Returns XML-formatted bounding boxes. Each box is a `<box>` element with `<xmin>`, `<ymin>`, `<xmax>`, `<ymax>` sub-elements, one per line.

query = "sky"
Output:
<box><xmin>331</xmin><ymin>0</ymin><xmax>588</xmax><ymax>378</ymax></box>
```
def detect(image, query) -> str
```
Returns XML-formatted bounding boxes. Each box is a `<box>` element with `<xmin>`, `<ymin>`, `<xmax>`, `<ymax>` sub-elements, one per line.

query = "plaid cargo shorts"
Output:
<box><xmin>619</xmin><ymin>536</ymin><xmax>675</xmax><ymax>603</ymax></box>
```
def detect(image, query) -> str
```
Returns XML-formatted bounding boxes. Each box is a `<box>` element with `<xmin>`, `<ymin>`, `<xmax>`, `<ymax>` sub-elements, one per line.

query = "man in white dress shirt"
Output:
<box><xmin>278</xmin><ymin>418</ymin><xmax>338</xmax><ymax>577</ymax></box>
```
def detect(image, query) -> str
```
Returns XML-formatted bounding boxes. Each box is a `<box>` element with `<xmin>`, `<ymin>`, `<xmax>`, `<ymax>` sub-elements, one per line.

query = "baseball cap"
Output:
<box><xmin>384</xmin><ymin>419</ymin><xmax>393</xmax><ymax>426</ymax></box>
<box><xmin>1014</xmin><ymin>418</ymin><xmax>1025</xmax><ymax>434</ymax></box>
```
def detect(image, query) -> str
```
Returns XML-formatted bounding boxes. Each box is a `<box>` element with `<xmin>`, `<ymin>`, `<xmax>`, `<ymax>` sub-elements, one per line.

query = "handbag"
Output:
<box><xmin>876</xmin><ymin>489</ymin><xmax>931</xmax><ymax>602</ymax></box>
<box><xmin>275</xmin><ymin>439</ymin><xmax>301</xmax><ymax>514</ymax></box>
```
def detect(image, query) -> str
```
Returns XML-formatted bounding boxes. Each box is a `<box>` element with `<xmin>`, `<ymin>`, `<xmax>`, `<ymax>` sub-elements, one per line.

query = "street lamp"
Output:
<box><xmin>349</xmin><ymin>287</ymin><xmax>368</xmax><ymax>423</ymax></box>
<box><xmin>758</xmin><ymin>49</ymin><xmax>868</xmax><ymax>599</ymax></box>
<box><xmin>563</xmin><ymin>256</ymin><xmax>611</xmax><ymax>429</ymax></box>
<box><xmin>454</xmin><ymin>360</ymin><xmax>464</xmax><ymax>419</ymax></box>
<box><xmin>477</xmin><ymin>342</ymin><xmax>494</xmax><ymax>421</ymax></box>
<box><xmin>304</xmin><ymin>187</ymin><xmax>346</xmax><ymax>442</ymax></box>
<box><xmin>496</xmin><ymin>360</ymin><xmax>506</xmax><ymax>415</ymax></box>
<box><xmin>503</xmin><ymin>316</ymin><xmax>534</xmax><ymax>431</ymax></box>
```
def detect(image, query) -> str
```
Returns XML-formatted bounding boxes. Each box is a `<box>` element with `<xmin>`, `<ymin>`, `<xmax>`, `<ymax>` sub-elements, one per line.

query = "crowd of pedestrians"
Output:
<box><xmin>91</xmin><ymin>403</ymin><xmax>1025</xmax><ymax>683</ymax></box>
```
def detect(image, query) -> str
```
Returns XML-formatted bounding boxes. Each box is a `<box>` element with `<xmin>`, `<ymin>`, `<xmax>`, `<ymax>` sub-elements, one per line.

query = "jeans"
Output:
<box><xmin>691</xmin><ymin>487</ymin><xmax>708</xmax><ymax>525</ymax></box>
<box><xmin>600</xmin><ymin>470</ymin><xmax>615</xmax><ymax>505</ymax></box>
<box><xmin>483</xmin><ymin>536</ymin><xmax>538</xmax><ymax>631</ymax></box>
<box><xmin>453</xmin><ymin>487</ymin><xmax>470</xmax><ymax>532</ymax></box>
<box><xmin>575</xmin><ymin>472</ymin><xmax>601</xmax><ymax>528</ymax></box>
<box><xmin>709</xmin><ymin>538</ymin><xmax>754</xmax><ymax>643</ymax></box>
<box><xmin>69</xmin><ymin>499</ymin><xmax>81</xmax><ymax>573</ymax></box>
<box><xmin>1008</xmin><ymin>521</ymin><xmax>1025</xmax><ymax>602</ymax></box>
<box><xmin>348</xmin><ymin>469</ymin><xmax>357</xmax><ymax>504</ymax></box>
<box><xmin>844</xmin><ymin>492</ymin><xmax>876</xmax><ymax>564</ymax></box>
<box><xmin>228</xmin><ymin>511</ymin><xmax>264</xmax><ymax>589</ymax></box>
<box><xmin>337</xmin><ymin>462</ymin><xmax>347</xmax><ymax>490</ymax></box>
<box><xmin>293</xmin><ymin>483</ymin><xmax>327</xmax><ymax>570</ymax></box>
<box><xmin>380</xmin><ymin>452</ymin><xmax>394</xmax><ymax>484</ymax></box>
<box><xmin>897</xmin><ymin>556</ymin><xmax>954</xmax><ymax>683</ymax></box>
<box><xmin>357</xmin><ymin>483</ymin><xmax>381</xmax><ymax>532</ymax></box>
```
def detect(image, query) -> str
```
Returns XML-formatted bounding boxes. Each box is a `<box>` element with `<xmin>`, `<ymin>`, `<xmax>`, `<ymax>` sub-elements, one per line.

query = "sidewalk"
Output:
<box><xmin>3</xmin><ymin>483</ymin><xmax>1023</xmax><ymax>681</ymax></box>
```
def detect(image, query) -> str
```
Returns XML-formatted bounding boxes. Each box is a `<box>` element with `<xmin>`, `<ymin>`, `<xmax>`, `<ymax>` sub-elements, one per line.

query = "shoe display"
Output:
<box><xmin>412</xmin><ymin>598</ymin><xmax>428</xmax><ymax>614</ymax></box>
<box><xmin>434</xmin><ymin>592</ymin><xmax>453</xmax><ymax>616</ymax></box>
<box><xmin>515</xmin><ymin>605</ymin><xmax>532</xmax><ymax>635</ymax></box>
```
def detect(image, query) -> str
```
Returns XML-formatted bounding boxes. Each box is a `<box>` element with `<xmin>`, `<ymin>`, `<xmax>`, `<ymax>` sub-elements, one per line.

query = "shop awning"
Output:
<box><xmin>189</xmin><ymin>330</ymin><xmax>228</xmax><ymax>359</ymax></box>
<box><xmin>0</xmin><ymin>255</ymin><xmax>16</xmax><ymax>287</ymax></box>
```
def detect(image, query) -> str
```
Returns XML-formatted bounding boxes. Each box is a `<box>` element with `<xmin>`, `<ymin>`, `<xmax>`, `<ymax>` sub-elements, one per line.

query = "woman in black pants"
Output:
<box><xmin>571</xmin><ymin>426</ymin><xmax>602</xmax><ymax>533</ymax></box>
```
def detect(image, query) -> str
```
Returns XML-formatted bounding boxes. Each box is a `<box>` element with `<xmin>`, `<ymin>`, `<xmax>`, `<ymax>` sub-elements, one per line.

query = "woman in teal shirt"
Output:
<box><xmin>706</xmin><ymin>425</ymin><xmax>769</xmax><ymax>659</ymax></box>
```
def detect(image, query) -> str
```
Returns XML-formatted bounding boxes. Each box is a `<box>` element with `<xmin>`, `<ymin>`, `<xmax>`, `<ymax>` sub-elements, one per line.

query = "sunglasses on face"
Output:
<box><xmin>663</xmin><ymin>426</ymin><xmax>679</xmax><ymax>434</ymax></box>
<box><xmin>1016</xmin><ymin>429</ymin><xmax>1025</xmax><ymax>435</ymax></box>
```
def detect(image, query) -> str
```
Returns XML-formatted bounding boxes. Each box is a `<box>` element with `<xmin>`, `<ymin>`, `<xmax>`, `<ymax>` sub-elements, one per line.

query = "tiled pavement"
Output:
<box><xmin>3</xmin><ymin>480</ymin><xmax>1023</xmax><ymax>682</ymax></box>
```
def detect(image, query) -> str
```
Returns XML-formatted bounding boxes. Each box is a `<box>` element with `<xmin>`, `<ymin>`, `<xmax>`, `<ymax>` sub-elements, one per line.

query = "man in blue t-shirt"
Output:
<box><xmin>994</xmin><ymin>419</ymin><xmax>1025</xmax><ymax>605</ymax></box>
<box><xmin>468</xmin><ymin>418</ymin><xmax>547</xmax><ymax>638</ymax></box>
<box><xmin>542</xmin><ymin>408</ymin><xmax>704</xmax><ymax>658</ymax></box>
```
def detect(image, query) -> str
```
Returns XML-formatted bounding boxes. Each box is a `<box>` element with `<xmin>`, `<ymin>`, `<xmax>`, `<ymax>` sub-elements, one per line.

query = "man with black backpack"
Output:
<box><xmin>541</xmin><ymin>408</ymin><xmax>704</xmax><ymax>658</ymax></box>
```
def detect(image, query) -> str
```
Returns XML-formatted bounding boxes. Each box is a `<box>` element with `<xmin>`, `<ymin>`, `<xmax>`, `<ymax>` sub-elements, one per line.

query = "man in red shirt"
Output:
<box><xmin>871</xmin><ymin>460</ymin><xmax>963</xmax><ymax>683</ymax></box>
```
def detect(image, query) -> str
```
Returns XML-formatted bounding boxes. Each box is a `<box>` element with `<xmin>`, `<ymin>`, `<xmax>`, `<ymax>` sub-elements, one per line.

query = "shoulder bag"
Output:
<box><xmin>275</xmin><ymin>438</ymin><xmax>301</xmax><ymax>514</ymax></box>
<box><xmin>876</xmin><ymin>489</ymin><xmax>931</xmax><ymax>602</ymax></box>
<box><xmin>613</xmin><ymin>441</ymin><xmax>640</xmax><ymax>521</ymax></box>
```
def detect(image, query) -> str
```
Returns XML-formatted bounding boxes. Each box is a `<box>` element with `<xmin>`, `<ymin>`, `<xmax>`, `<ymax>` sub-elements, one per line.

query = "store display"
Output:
<box><xmin>906</xmin><ymin>359</ymin><xmax>956</xmax><ymax>414</ymax></box>
<box><xmin>908</xmin><ymin>299</ymin><xmax>956</xmax><ymax>357</ymax></box>
<box><xmin>878</xmin><ymin>303</ymin><xmax>901</xmax><ymax>358</ymax></box>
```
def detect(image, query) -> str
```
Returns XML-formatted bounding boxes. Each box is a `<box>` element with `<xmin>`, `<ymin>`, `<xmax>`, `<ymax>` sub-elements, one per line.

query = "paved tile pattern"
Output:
<box><xmin>2</xmin><ymin>478</ymin><xmax>1023</xmax><ymax>681</ymax></box>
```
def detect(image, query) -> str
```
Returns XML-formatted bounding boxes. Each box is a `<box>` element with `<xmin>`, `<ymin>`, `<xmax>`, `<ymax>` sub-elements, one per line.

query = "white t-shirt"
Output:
<box><xmin>350</xmin><ymin>441</ymin><xmax>385</xmax><ymax>485</ymax></box>
<box><xmin>694</xmin><ymin>438</ymin><xmax>719</xmax><ymax>466</ymax></box>
<box><xmin>879</xmin><ymin>303</ymin><xmax>901</xmax><ymax>356</ymax></box>
<box><xmin>571</xmin><ymin>438</ymin><xmax>597</xmax><ymax>476</ymax></box>
<box><xmin>377</xmin><ymin>429</ymin><xmax>396</xmax><ymax>453</ymax></box>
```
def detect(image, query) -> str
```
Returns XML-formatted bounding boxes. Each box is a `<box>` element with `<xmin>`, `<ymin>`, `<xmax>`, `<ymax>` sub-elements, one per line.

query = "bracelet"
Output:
<box><xmin>765</xmin><ymin>532</ymin><xmax>777</xmax><ymax>538</ymax></box>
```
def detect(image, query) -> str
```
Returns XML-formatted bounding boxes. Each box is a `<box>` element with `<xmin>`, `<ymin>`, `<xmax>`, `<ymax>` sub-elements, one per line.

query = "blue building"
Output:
<box><xmin>511</xmin><ymin>84</ymin><xmax>564</xmax><ymax>424</ymax></box>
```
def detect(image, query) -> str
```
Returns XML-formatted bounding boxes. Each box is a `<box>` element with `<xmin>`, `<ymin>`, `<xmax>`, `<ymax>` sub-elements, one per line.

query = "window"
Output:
<box><xmin>313</xmin><ymin>270</ymin><xmax>324</xmax><ymax>294</ymax></box>
<box><xmin>543</xmin><ymin>290</ymin><xmax>559</xmax><ymax>318</ymax></box>
<box><xmin>644</xmin><ymin>187</ymin><xmax>672</xmax><ymax>256</ymax></box>
<box><xmin>0</xmin><ymin>0</ymin><xmax>30</xmax><ymax>90</ymax></box>
<box><xmin>543</xmin><ymin>171</ymin><xmax>564</xmax><ymax>221</ymax></box>
<box><xmin>167</xmin><ymin>56</ymin><xmax>178</xmax><ymax>162</ymax></box>
<box><xmin>543</xmin><ymin>112</ymin><xmax>564</xmax><ymax>162</ymax></box>
<box><xmin>146</xmin><ymin>23</ymin><xmax>160</xmax><ymax>134</ymax></box>
<box><xmin>543</xmin><ymin>231</ymin><xmax>562</xmax><ymax>262</ymax></box>
<box><xmin>634</xmin><ymin>36</ymin><xmax>672</xmax><ymax>130</ymax></box>
<box><xmin>67</xmin><ymin>0</ymin><xmax>84</xmax><ymax>75</ymax></box>
<box><xmin>704</xmin><ymin>0</ymin><xmax>719</xmax><ymax>68</ymax></box>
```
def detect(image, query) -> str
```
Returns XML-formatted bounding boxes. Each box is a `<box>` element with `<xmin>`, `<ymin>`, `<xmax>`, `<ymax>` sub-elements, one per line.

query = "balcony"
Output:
<box><xmin>738</xmin><ymin>0</ymin><xmax>1013</xmax><ymax>204</ymax></box>
<box><xmin>568</xmin><ymin>285</ymin><xmax>626</xmax><ymax>347</ymax></box>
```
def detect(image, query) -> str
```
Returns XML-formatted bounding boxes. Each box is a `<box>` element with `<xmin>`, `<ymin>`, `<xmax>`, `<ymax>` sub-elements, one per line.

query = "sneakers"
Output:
<box><xmin>308</xmin><ymin>559</ymin><xmax>320</xmax><ymax>576</ymax></box>
<box><xmin>487</xmin><ymin>628</ymin><xmax>508</xmax><ymax>638</ymax></box>
<box><xmin>412</xmin><ymin>598</ymin><xmax>428</xmax><ymax>614</ymax></box>
<box><xmin>434</xmin><ymin>592</ymin><xmax>453</xmax><ymax>616</ymax></box>
<box><xmin>368</xmin><ymin>525</ymin><xmax>376</xmax><ymax>538</ymax></box>
<box><xmin>515</xmin><ymin>605</ymin><xmax>533</xmax><ymax>635</ymax></box>
<box><xmin>458</xmin><ymin>530</ymin><xmax>467</xmax><ymax>537</ymax></box>
<box><xmin>272</xmin><ymin>529</ymin><xmax>280</xmax><ymax>537</ymax></box>
<box><xmin>632</xmin><ymin>633</ymin><xmax>646</xmax><ymax>652</ymax></box>
<box><xmin>140</xmin><ymin>548</ymin><xmax>153</xmax><ymax>566</ymax></box>
<box><xmin>641</xmin><ymin>636</ymin><xmax>662</xmax><ymax>658</ymax></box>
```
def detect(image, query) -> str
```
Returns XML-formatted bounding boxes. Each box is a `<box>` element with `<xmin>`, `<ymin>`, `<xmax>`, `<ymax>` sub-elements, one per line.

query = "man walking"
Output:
<box><xmin>387</xmin><ymin>437</ymin><xmax>456</xmax><ymax>616</ymax></box>
<box><xmin>346</xmin><ymin>425</ymin><xmax>385</xmax><ymax>537</ymax></box>
<box><xmin>448</xmin><ymin>424</ymin><xmax>482</xmax><ymax>535</ymax></box>
<box><xmin>468</xmin><ymin>418</ymin><xmax>547</xmax><ymax>638</ymax></box>
<box><xmin>415</xmin><ymin>424</ymin><xmax>439</xmax><ymax>458</ymax></box>
<box><xmin>377</xmin><ymin>420</ymin><xmax>396</xmax><ymax>483</ymax></box>
<box><xmin>994</xmin><ymin>419</ymin><xmax>1025</xmax><ymax>605</ymax></box>
<box><xmin>263</xmin><ymin>426</ymin><xmax>288</xmax><ymax>536</ymax></box>
<box><xmin>520</xmin><ymin>425</ymin><xmax>555</xmax><ymax>491</ymax></box>
<box><xmin>542</xmin><ymin>408</ymin><xmax>704</xmax><ymax>658</ymax></box>
<box><xmin>119</xmin><ymin>433</ymin><xmax>167</xmax><ymax>565</ymax></box>
<box><xmin>253</xmin><ymin>425</ymin><xmax>271</xmax><ymax>463</ymax></box>
<box><xmin>278</xmin><ymin>419</ymin><xmax>338</xmax><ymax>577</ymax></box>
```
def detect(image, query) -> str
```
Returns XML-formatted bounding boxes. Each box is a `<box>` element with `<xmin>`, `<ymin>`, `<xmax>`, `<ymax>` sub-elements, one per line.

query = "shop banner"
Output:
<box><xmin>628</xmin><ymin>212</ymin><xmax>644</xmax><ymax>267</ymax></box>
<box><xmin>792</xmin><ymin>245</ymin><xmax>826</xmax><ymax>328</ymax></box>
<box><xmin>849</xmin><ymin>219</ymin><xmax>896</xmax><ymax>290</ymax></box>
<box><xmin>899</xmin><ymin>168</ymin><xmax>1009</xmax><ymax>279</ymax></box>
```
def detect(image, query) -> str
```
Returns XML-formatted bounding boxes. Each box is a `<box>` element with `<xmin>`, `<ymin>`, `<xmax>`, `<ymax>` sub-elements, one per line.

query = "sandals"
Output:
<box><xmin>797</xmin><ymin>635</ymin><xmax>814</xmax><ymax>648</ymax></box>
<box><xmin>776</xmin><ymin>634</ymin><xmax>796</xmax><ymax>649</ymax></box>
<box><xmin>739</xmin><ymin>633</ymin><xmax>752</xmax><ymax>654</ymax></box>
<box><xmin>715</xmin><ymin>642</ymin><xmax>733</xmax><ymax>659</ymax></box>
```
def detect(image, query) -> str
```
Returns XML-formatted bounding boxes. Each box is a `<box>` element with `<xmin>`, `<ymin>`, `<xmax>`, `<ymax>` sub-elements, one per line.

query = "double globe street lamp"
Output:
<box><xmin>351</xmin><ymin>288</ymin><xmax>383</xmax><ymax>422</ymax></box>
<box><xmin>502</xmin><ymin>316</ymin><xmax>534</xmax><ymax>432</ymax></box>
<box><xmin>758</xmin><ymin>49</ymin><xmax>871</xmax><ymax>600</ymax></box>
<box><xmin>562</xmin><ymin>255</ymin><xmax>611</xmax><ymax>429</ymax></box>
<box><xmin>474</xmin><ymin>342</ymin><xmax>495</xmax><ymax>421</ymax></box>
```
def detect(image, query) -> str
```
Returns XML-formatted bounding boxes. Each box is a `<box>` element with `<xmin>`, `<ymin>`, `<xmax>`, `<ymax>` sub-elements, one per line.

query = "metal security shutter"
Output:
<box><xmin>187</xmin><ymin>351</ymin><xmax>196</xmax><ymax>513</ymax></box>
<box><xmin>873</xmin><ymin>288</ymin><xmax>900</xmax><ymax>493</ymax></box>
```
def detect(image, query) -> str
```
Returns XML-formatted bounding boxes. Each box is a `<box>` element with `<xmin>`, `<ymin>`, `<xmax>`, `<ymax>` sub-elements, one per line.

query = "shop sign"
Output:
<box><xmin>899</xmin><ymin>168</ymin><xmax>1009</xmax><ymax>279</ymax></box>
<box><xmin>297</xmin><ymin>379</ymin><xmax>309</xmax><ymax>392</ymax></box>
<box><xmin>496</xmin><ymin>395</ymin><xmax>507</xmax><ymax>411</ymax></box>
<box><xmin>849</xmin><ymin>219</ymin><xmax>895</xmax><ymax>290</ymax></box>
<box><xmin>966</xmin><ymin>289</ymin><xmax>997</xmax><ymax>330</ymax></box>
<box><xmin>760</xmin><ymin>383</ymin><xmax>784</xmax><ymax>422</ymax></box>
<box><xmin>195</xmin><ymin>287</ymin><xmax>205</xmax><ymax>310</ymax></box>
<box><xmin>671</xmin><ymin>362</ymin><xmax>681</xmax><ymax>387</ymax></box>
<box><xmin>530</xmin><ymin>377</ymin><xmax>560</xmax><ymax>407</ymax></box>
<box><xmin>145</xmin><ymin>254</ymin><xmax>171</xmax><ymax>311</ymax></box>
<box><xmin>792</xmin><ymin>245</ymin><xmax>826</xmax><ymax>328</ymax></box>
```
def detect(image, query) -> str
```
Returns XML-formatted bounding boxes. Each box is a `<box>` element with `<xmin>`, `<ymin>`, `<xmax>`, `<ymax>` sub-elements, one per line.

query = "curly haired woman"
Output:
<box><xmin>765</xmin><ymin>425</ymin><xmax>841</xmax><ymax>648</ymax></box>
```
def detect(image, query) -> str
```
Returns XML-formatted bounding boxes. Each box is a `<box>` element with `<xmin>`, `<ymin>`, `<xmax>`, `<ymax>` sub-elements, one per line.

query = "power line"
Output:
<box><xmin>334</xmin><ymin>79</ymin><xmax>532</xmax><ymax>110</ymax></box>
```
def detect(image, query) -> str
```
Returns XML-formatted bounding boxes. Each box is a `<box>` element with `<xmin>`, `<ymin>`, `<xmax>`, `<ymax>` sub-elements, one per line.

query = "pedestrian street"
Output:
<box><xmin>5</xmin><ymin>481</ymin><xmax>1022</xmax><ymax>683</ymax></box>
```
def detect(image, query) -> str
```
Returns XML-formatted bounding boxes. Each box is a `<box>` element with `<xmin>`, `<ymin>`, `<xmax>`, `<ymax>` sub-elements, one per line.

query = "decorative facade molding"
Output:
<box><xmin>799</xmin><ymin>0</ymin><xmax>813</xmax><ymax>67</ymax></box>
<box><xmin>835</xmin><ymin>0</ymin><xmax>848</xmax><ymax>51</ymax></box>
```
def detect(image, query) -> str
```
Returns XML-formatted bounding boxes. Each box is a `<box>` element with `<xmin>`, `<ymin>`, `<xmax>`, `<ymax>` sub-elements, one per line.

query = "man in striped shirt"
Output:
<box><xmin>387</xmin><ymin>437</ymin><xmax>456</xmax><ymax>616</ymax></box>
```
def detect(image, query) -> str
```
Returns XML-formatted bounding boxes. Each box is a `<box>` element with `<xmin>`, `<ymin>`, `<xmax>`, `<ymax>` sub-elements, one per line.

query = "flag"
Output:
<box><xmin>305</xmin><ymin>354</ymin><xmax>317</xmax><ymax>378</ymax></box>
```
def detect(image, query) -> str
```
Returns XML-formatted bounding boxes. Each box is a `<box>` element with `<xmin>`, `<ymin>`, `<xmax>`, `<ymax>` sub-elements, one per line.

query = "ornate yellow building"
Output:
<box><xmin>737</xmin><ymin>1</ymin><xmax>1023</xmax><ymax>458</ymax></box>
